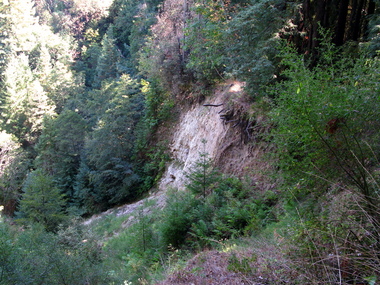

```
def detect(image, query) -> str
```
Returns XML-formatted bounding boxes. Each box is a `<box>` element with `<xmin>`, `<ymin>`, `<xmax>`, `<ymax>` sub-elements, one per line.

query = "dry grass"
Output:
<box><xmin>155</xmin><ymin>235</ymin><xmax>311</xmax><ymax>285</ymax></box>
<box><xmin>155</xmin><ymin>250</ymin><xmax>263</xmax><ymax>285</ymax></box>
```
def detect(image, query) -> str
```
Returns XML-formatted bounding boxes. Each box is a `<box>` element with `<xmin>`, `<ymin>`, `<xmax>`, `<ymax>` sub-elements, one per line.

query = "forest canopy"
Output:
<box><xmin>0</xmin><ymin>0</ymin><xmax>380</xmax><ymax>283</ymax></box>
<box><xmin>0</xmin><ymin>0</ymin><xmax>378</xmax><ymax>220</ymax></box>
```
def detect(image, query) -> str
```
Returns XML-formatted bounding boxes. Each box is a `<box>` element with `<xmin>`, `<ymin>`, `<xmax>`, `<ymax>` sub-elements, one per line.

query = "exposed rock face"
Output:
<box><xmin>158</xmin><ymin>92</ymin><xmax>229</xmax><ymax>191</ymax></box>
<box><xmin>158</xmin><ymin>80</ymin><xmax>271</xmax><ymax>192</ymax></box>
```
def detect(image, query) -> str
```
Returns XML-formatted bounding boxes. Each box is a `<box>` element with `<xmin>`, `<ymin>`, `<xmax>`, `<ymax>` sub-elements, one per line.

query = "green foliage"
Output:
<box><xmin>270</xmin><ymin>37</ymin><xmax>380</xmax><ymax>283</ymax></box>
<box><xmin>184</xmin><ymin>0</ymin><xmax>229</xmax><ymax>84</ymax></box>
<box><xmin>0</xmin><ymin>0</ymin><xmax>80</xmax><ymax>145</ymax></box>
<box><xmin>161</xmin><ymin>151</ymin><xmax>271</xmax><ymax>249</ymax></box>
<box><xmin>33</xmin><ymin>28</ymin><xmax>79</xmax><ymax>113</ymax></box>
<box><xmin>128</xmin><ymin>2</ymin><xmax>162</xmax><ymax>70</ymax></box>
<box><xmin>1</xmin><ymin>53</ymin><xmax>56</xmax><ymax>146</ymax></box>
<box><xmin>138</xmin><ymin>0</ymin><xmax>190</xmax><ymax>94</ymax></box>
<box><xmin>35</xmin><ymin>110</ymin><xmax>88</xmax><ymax>203</ymax></box>
<box><xmin>76</xmin><ymin>41</ymin><xmax>102</xmax><ymax>87</ymax></box>
<box><xmin>129</xmin><ymin>78</ymin><xmax>173</xmax><ymax>192</ymax></box>
<box><xmin>104</xmin><ymin>0</ymin><xmax>162</xmax><ymax>76</ymax></box>
<box><xmin>102</xmin><ymin>206</ymin><xmax>162</xmax><ymax>284</ymax></box>
<box><xmin>185</xmin><ymin>140</ymin><xmax>219</xmax><ymax>198</ymax></box>
<box><xmin>272</xmin><ymin>40</ymin><xmax>380</xmax><ymax>202</ymax></box>
<box><xmin>17</xmin><ymin>169</ymin><xmax>67</xmax><ymax>231</ymax></box>
<box><xmin>141</xmin><ymin>78</ymin><xmax>174</xmax><ymax>127</ymax></box>
<box><xmin>0</xmin><ymin>132</ymin><xmax>30</xmax><ymax>216</ymax></box>
<box><xmin>0</xmin><ymin>221</ymin><xmax>114</xmax><ymax>284</ymax></box>
<box><xmin>0</xmin><ymin>214</ymin><xmax>15</xmax><ymax>282</ymax></box>
<box><xmin>75</xmin><ymin>75</ymin><xmax>144</xmax><ymax>213</ymax></box>
<box><xmin>137</xmin><ymin>139</ymin><xmax>171</xmax><ymax>191</ymax></box>
<box><xmin>94</xmin><ymin>31</ymin><xmax>123</xmax><ymax>86</ymax></box>
<box><xmin>367</xmin><ymin>13</ymin><xmax>380</xmax><ymax>56</ymax></box>
<box><xmin>160</xmin><ymin>189</ymin><xmax>199</xmax><ymax>249</ymax></box>
<box><xmin>107</xmin><ymin>0</ymin><xmax>137</xmax><ymax>50</ymax></box>
<box><xmin>0</xmin><ymin>1</ymin><xmax>12</xmax><ymax>80</ymax></box>
<box><xmin>226</xmin><ymin>0</ymin><xmax>293</xmax><ymax>97</ymax></box>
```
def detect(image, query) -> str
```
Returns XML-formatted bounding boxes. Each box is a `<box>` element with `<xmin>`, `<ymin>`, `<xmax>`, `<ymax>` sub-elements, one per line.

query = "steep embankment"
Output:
<box><xmin>85</xmin><ymin>80</ymin><xmax>273</xmax><ymax>227</ymax></box>
<box><xmin>159</xmin><ymin>80</ymin><xmax>273</xmax><ymax>194</ymax></box>
<box><xmin>83</xmin><ymin>80</ymin><xmax>280</xmax><ymax>284</ymax></box>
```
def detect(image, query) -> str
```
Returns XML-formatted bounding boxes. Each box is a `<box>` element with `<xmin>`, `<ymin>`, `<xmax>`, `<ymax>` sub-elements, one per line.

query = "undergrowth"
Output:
<box><xmin>269</xmin><ymin>35</ymin><xmax>380</xmax><ymax>284</ymax></box>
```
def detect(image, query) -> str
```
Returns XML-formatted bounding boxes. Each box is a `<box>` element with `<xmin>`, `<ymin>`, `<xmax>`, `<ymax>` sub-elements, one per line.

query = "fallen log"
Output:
<box><xmin>203</xmin><ymin>103</ymin><xmax>223</xmax><ymax>107</ymax></box>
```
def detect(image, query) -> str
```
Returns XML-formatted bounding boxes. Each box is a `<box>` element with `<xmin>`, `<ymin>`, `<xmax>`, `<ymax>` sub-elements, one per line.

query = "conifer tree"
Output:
<box><xmin>17</xmin><ymin>169</ymin><xmax>67</xmax><ymax>231</ymax></box>
<box><xmin>75</xmin><ymin>75</ymin><xmax>144</xmax><ymax>212</ymax></box>
<box><xmin>1</xmin><ymin>53</ymin><xmax>55</xmax><ymax>147</ymax></box>
<box><xmin>0</xmin><ymin>0</ymin><xmax>79</xmax><ymax>146</ymax></box>
<box><xmin>0</xmin><ymin>0</ymin><xmax>12</xmax><ymax>80</ymax></box>
<box><xmin>186</xmin><ymin>140</ymin><xmax>219</xmax><ymax>199</ymax></box>
<box><xmin>94</xmin><ymin>31</ymin><xmax>121</xmax><ymax>85</ymax></box>
<box><xmin>0</xmin><ymin>132</ymin><xmax>29</xmax><ymax>216</ymax></box>
<box><xmin>35</xmin><ymin>110</ymin><xmax>88</xmax><ymax>203</ymax></box>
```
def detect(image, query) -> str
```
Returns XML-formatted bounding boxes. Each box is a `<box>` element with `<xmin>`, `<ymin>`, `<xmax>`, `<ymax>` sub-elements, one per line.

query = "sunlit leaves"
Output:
<box><xmin>1</xmin><ymin>53</ymin><xmax>55</xmax><ymax>145</ymax></box>
<box><xmin>272</xmin><ymin>42</ymin><xmax>380</xmax><ymax>196</ymax></box>
<box><xmin>0</xmin><ymin>132</ymin><xmax>29</xmax><ymax>216</ymax></box>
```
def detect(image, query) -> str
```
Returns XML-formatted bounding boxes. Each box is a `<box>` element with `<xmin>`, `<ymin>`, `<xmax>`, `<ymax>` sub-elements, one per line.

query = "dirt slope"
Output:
<box><xmin>159</xmin><ymin>80</ymin><xmax>273</xmax><ymax>194</ymax></box>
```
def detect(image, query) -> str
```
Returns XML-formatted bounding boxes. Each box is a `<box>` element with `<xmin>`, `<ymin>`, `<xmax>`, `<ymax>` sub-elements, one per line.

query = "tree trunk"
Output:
<box><xmin>309</xmin><ymin>0</ymin><xmax>327</xmax><ymax>65</ymax></box>
<box><xmin>350</xmin><ymin>0</ymin><xmax>366</xmax><ymax>41</ymax></box>
<box><xmin>334</xmin><ymin>0</ymin><xmax>349</xmax><ymax>46</ymax></box>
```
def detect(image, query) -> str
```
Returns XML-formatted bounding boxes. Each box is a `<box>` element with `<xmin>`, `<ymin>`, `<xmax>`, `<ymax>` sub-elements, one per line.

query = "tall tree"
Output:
<box><xmin>0</xmin><ymin>0</ymin><xmax>81</xmax><ymax>146</ymax></box>
<box><xmin>94</xmin><ymin>31</ymin><xmax>121</xmax><ymax>85</ymax></box>
<box><xmin>75</xmin><ymin>75</ymin><xmax>144</xmax><ymax>213</ymax></box>
<box><xmin>17</xmin><ymin>169</ymin><xmax>67</xmax><ymax>231</ymax></box>
<box><xmin>226</xmin><ymin>0</ymin><xmax>292</xmax><ymax>95</ymax></box>
<box><xmin>35</xmin><ymin>110</ymin><xmax>88</xmax><ymax>204</ymax></box>
<box><xmin>0</xmin><ymin>0</ymin><xmax>12</xmax><ymax>81</ymax></box>
<box><xmin>0</xmin><ymin>132</ymin><xmax>29</xmax><ymax>216</ymax></box>
<box><xmin>1</xmin><ymin>53</ymin><xmax>55</xmax><ymax>147</ymax></box>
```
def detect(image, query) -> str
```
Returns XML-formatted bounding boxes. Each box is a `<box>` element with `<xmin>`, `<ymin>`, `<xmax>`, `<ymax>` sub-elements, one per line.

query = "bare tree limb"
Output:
<box><xmin>203</xmin><ymin>103</ymin><xmax>223</xmax><ymax>107</ymax></box>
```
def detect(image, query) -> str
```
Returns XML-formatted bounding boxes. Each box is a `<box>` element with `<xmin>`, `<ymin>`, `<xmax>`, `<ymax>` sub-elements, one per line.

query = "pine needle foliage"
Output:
<box><xmin>185</xmin><ymin>140</ymin><xmax>219</xmax><ymax>199</ymax></box>
<box><xmin>16</xmin><ymin>169</ymin><xmax>67</xmax><ymax>232</ymax></box>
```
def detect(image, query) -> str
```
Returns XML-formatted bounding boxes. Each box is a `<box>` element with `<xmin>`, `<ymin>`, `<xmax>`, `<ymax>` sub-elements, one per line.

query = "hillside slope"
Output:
<box><xmin>85</xmin><ymin>80</ymin><xmax>273</xmax><ymax>228</ymax></box>
<box><xmin>160</xmin><ymin>80</ymin><xmax>273</xmax><ymax>193</ymax></box>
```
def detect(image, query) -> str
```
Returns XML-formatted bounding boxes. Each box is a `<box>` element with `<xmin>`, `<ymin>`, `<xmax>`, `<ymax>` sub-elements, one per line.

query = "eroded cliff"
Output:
<box><xmin>159</xmin><ymin>80</ymin><xmax>273</xmax><ymax>194</ymax></box>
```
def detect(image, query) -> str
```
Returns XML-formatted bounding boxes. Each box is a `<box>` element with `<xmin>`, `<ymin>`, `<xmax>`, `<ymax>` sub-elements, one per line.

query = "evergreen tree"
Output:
<box><xmin>75</xmin><ymin>38</ymin><xmax>102</xmax><ymax>87</ymax></box>
<box><xmin>0</xmin><ymin>0</ymin><xmax>79</xmax><ymax>146</ymax></box>
<box><xmin>94</xmin><ymin>31</ymin><xmax>122</xmax><ymax>86</ymax></box>
<box><xmin>9</xmin><ymin>0</ymin><xmax>39</xmax><ymax>53</ymax></box>
<box><xmin>186</xmin><ymin>140</ymin><xmax>219</xmax><ymax>199</ymax></box>
<box><xmin>0</xmin><ymin>0</ymin><xmax>12</xmax><ymax>81</ymax></box>
<box><xmin>17</xmin><ymin>169</ymin><xmax>67</xmax><ymax>231</ymax></box>
<box><xmin>31</xmin><ymin>25</ymin><xmax>79</xmax><ymax>113</ymax></box>
<box><xmin>75</xmin><ymin>75</ymin><xmax>144</xmax><ymax>213</ymax></box>
<box><xmin>1</xmin><ymin>53</ymin><xmax>55</xmax><ymax>147</ymax></box>
<box><xmin>35</xmin><ymin>110</ymin><xmax>88</xmax><ymax>204</ymax></box>
<box><xmin>226</xmin><ymin>0</ymin><xmax>292</xmax><ymax>95</ymax></box>
<box><xmin>184</xmin><ymin>0</ymin><xmax>231</xmax><ymax>83</ymax></box>
<box><xmin>0</xmin><ymin>132</ymin><xmax>29</xmax><ymax>216</ymax></box>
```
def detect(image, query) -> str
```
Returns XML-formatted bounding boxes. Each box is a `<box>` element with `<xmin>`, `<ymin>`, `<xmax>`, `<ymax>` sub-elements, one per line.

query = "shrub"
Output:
<box><xmin>272</xmin><ymin>39</ymin><xmax>380</xmax><ymax>202</ymax></box>
<box><xmin>271</xmin><ymin>36</ymin><xmax>380</xmax><ymax>284</ymax></box>
<box><xmin>159</xmin><ymin>189</ymin><xmax>199</xmax><ymax>249</ymax></box>
<box><xmin>0</xmin><ymin>222</ymin><xmax>114</xmax><ymax>284</ymax></box>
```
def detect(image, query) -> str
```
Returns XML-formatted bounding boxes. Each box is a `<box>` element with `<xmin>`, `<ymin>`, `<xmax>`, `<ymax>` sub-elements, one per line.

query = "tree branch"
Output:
<box><xmin>203</xmin><ymin>103</ymin><xmax>223</xmax><ymax>107</ymax></box>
